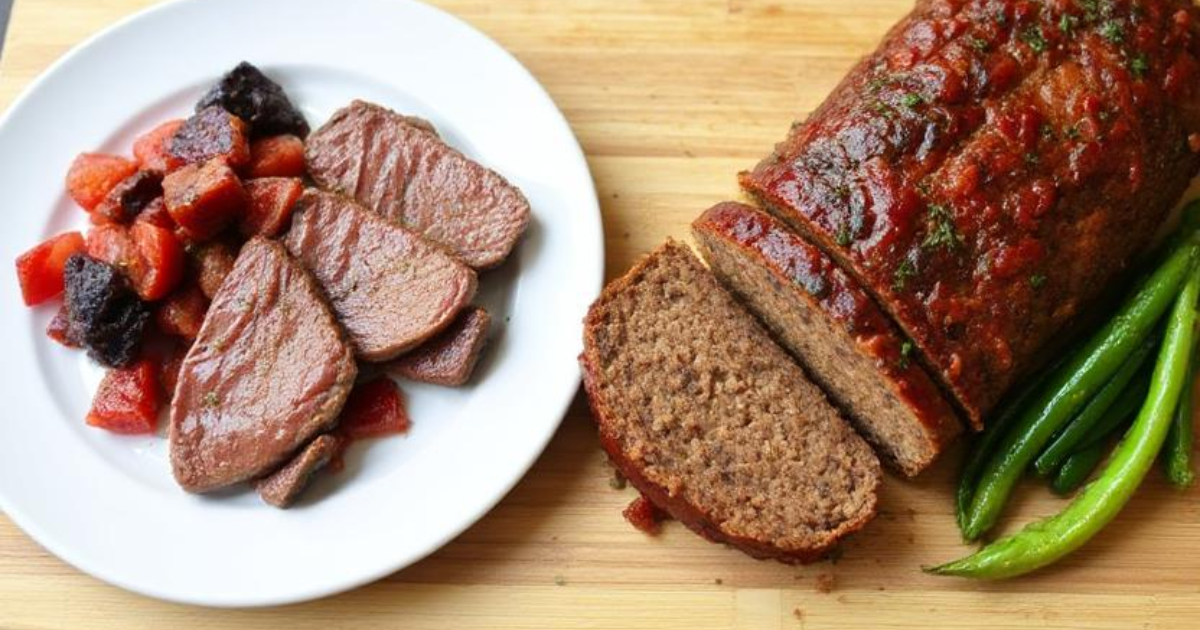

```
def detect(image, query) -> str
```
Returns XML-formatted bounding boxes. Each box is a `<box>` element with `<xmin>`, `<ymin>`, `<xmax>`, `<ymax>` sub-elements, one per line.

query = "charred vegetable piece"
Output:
<box><xmin>134</xmin><ymin>197</ymin><xmax>175</xmax><ymax>230</ymax></box>
<box><xmin>196</xmin><ymin>62</ymin><xmax>309</xmax><ymax>137</ymax></box>
<box><xmin>155</xmin><ymin>283</ymin><xmax>208</xmax><ymax>339</ymax></box>
<box><xmin>245</xmin><ymin>134</ymin><xmax>305</xmax><ymax>178</ymax></box>
<box><xmin>66</xmin><ymin>153</ymin><xmax>138</xmax><ymax>212</ymax></box>
<box><xmin>167</xmin><ymin>107</ymin><xmax>251</xmax><ymax>169</ymax></box>
<box><xmin>240</xmin><ymin>177</ymin><xmax>303</xmax><ymax>237</ymax></box>
<box><xmin>335</xmin><ymin>377</ymin><xmax>410</xmax><ymax>440</ymax></box>
<box><xmin>46</xmin><ymin>305</ymin><xmax>77</xmax><ymax>348</ymax></box>
<box><xmin>132</xmin><ymin>119</ymin><xmax>184</xmax><ymax>174</ymax></box>
<box><xmin>15</xmin><ymin>231</ymin><xmax>85</xmax><ymax>305</ymax></box>
<box><xmin>63</xmin><ymin>253</ymin><xmax>149</xmax><ymax>368</ymax></box>
<box><xmin>91</xmin><ymin>170</ymin><xmax>163</xmax><ymax>225</ymax></box>
<box><xmin>86</xmin><ymin>222</ymin><xmax>185</xmax><ymax>301</ymax></box>
<box><xmin>86</xmin><ymin>358</ymin><xmax>160</xmax><ymax>434</ymax></box>
<box><xmin>189</xmin><ymin>239</ymin><xmax>239</xmax><ymax>299</ymax></box>
<box><xmin>163</xmin><ymin>159</ymin><xmax>247</xmax><ymax>241</ymax></box>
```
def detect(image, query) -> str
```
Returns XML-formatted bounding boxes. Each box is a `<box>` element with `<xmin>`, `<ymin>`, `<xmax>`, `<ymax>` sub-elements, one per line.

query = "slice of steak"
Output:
<box><xmin>169</xmin><ymin>238</ymin><xmax>356</xmax><ymax>493</ymax></box>
<box><xmin>387</xmin><ymin>306</ymin><xmax>491</xmax><ymax>386</ymax></box>
<box><xmin>284</xmin><ymin>189</ymin><xmax>477</xmax><ymax>362</ymax></box>
<box><xmin>305</xmin><ymin>100</ymin><xmax>531</xmax><ymax>269</ymax></box>
<box><xmin>255</xmin><ymin>434</ymin><xmax>341</xmax><ymax>508</ymax></box>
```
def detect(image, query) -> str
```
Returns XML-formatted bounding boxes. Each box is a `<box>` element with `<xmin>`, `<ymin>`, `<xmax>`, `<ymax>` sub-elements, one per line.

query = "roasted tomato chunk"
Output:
<box><xmin>245</xmin><ymin>135</ymin><xmax>305</xmax><ymax>178</ymax></box>
<box><xmin>163</xmin><ymin>159</ymin><xmax>247</xmax><ymax>241</ymax></box>
<box><xmin>66</xmin><ymin>153</ymin><xmax>138</xmax><ymax>212</ymax></box>
<box><xmin>86</xmin><ymin>358</ymin><xmax>160</xmax><ymax>434</ymax></box>
<box><xmin>167</xmin><ymin>107</ymin><xmax>251</xmax><ymax>169</ymax></box>
<box><xmin>15</xmin><ymin>231</ymin><xmax>86</xmax><ymax>305</ymax></box>
<box><xmin>132</xmin><ymin>119</ymin><xmax>185</xmax><ymax>174</ymax></box>
<box><xmin>336</xmin><ymin>377</ymin><xmax>410</xmax><ymax>440</ymax></box>
<box><xmin>91</xmin><ymin>170</ymin><xmax>163</xmax><ymax>225</ymax></box>
<box><xmin>86</xmin><ymin>223</ymin><xmax>184</xmax><ymax>301</ymax></box>
<box><xmin>196</xmin><ymin>62</ymin><xmax>310</xmax><ymax>137</ymax></box>
<box><xmin>63</xmin><ymin>253</ymin><xmax>149</xmax><ymax>368</ymax></box>
<box><xmin>156</xmin><ymin>283</ymin><xmax>208</xmax><ymax>339</ymax></box>
<box><xmin>240</xmin><ymin>177</ymin><xmax>303</xmax><ymax>237</ymax></box>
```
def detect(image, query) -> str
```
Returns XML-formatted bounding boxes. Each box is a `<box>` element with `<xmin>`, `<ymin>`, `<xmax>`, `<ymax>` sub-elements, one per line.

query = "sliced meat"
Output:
<box><xmin>305</xmin><ymin>100</ymin><xmax>531</xmax><ymax>269</ymax></box>
<box><xmin>255</xmin><ymin>434</ymin><xmax>341</xmax><ymax>508</ymax></box>
<box><xmin>284</xmin><ymin>189</ymin><xmax>476</xmax><ymax>361</ymax></box>
<box><xmin>693</xmin><ymin>202</ymin><xmax>962</xmax><ymax>476</ymax></box>
<box><xmin>581</xmin><ymin>241</ymin><xmax>880</xmax><ymax>563</ymax></box>
<box><xmin>387</xmin><ymin>306</ymin><xmax>491</xmax><ymax>386</ymax></box>
<box><xmin>169</xmin><ymin>238</ymin><xmax>356</xmax><ymax>493</ymax></box>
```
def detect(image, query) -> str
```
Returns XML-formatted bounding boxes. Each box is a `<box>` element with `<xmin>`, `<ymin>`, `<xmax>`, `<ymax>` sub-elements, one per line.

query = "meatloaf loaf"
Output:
<box><xmin>693</xmin><ymin>201</ymin><xmax>961</xmax><ymax>476</ymax></box>
<box><xmin>581</xmin><ymin>241</ymin><xmax>880</xmax><ymax>562</ymax></box>
<box><xmin>305</xmin><ymin>100</ymin><xmax>531</xmax><ymax>269</ymax></box>
<box><xmin>741</xmin><ymin>0</ymin><xmax>1200</xmax><ymax>425</ymax></box>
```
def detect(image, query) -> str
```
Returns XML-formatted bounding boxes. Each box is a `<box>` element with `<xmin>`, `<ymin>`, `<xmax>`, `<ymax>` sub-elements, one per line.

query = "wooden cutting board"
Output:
<box><xmin>1</xmin><ymin>1</ymin><xmax>1197</xmax><ymax>628</ymax></box>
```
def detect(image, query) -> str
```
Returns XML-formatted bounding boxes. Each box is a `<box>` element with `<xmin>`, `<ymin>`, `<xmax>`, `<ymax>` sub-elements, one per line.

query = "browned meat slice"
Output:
<box><xmin>255</xmin><ymin>434</ymin><xmax>341</xmax><ymax>508</ymax></box>
<box><xmin>305</xmin><ymin>100</ymin><xmax>531</xmax><ymax>269</ymax></box>
<box><xmin>284</xmin><ymin>189</ymin><xmax>477</xmax><ymax>361</ymax></box>
<box><xmin>169</xmin><ymin>238</ymin><xmax>356</xmax><ymax>493</ymax></box>
<box><xmin>387</xmin><ymin>307</ymin><xmax>491</xmax><ymax>386</ymax></box>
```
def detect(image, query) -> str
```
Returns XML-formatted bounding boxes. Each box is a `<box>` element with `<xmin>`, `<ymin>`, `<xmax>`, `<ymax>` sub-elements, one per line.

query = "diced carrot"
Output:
<box><xmin>66</xmin><ymin>153</ymin><xmax>138</xmax><ymax>211</ymax></box>
<box><xmin>46</xmin><ymin>305</ymin><xmax>78</xmax><ymax>347</ymax></box>
<box><xmin>86</xmin><ymin>358</ymin><xmax>160</xmax><ymax>434</ymax></box>
<box><xmin>240</xmin><ymin>177</ymin><xmax>303</xmax><ymax>237</ymax></box>
<box><xmin>168</xmin><ymin>107</ymin><xmax>251</xmax><ymax>169</ymax></box>
<box><xmin>163</xmin><ymin>159</ymin><xmax>247</xmax><ymax>241</ymax></box>
<box><xmin>244</xmin><ymin>135</ymin><xmax>305</xmax><ymax>178</ymax></box>
<box><xmin>336</xmin><ymin>377</ymin><xmax>410</xmax><ymax>440</ymax></box>
<box><xmin>132</xmin><ymin>119</ymin><xmax>185</xmax><ymax>174</ymax></box>
<box><xmin>15</xmin><ymin>231</ymin><xmax>86</xmax><ymax>305</ymax></box>
<box><xmin>134</xmin><ymin>197</ymin><xmax>176</xmax><ymax>230</ymax></box>
<box><xmin>86</xmin><ymin>223</ymin><xmax>184</xmax><ymax>301</ymax></box>
<box><xmin>156</xmin><ymin>283</ymin><xmax>208</xmax><ymax>339</ymax></box>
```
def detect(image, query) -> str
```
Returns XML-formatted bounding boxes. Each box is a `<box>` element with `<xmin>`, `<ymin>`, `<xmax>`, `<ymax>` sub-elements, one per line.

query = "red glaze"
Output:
<box><xmin>694</xmin><ymin>201</ymin><xmax>966</xmax><ymax>444</ymax></box>
<box><xmin>741</xmin><ymin>0</ymin><xmax>1200</xmax><ymax>425</ymax></box>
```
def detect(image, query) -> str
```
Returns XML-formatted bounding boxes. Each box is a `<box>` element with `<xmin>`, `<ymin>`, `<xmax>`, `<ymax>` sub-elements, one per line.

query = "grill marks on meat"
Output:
<box><xmin>741</xmin><ymin>0</ymin><xmax>1200</xmax><ymax>425</ymax></box>
<box><xmin>169</xmin><ymin>238</ymin><xmax>356</xmax><ymax>493</ymax></box>
<box><xmin>305</xmin><ymin>100</ymin><xmax>531</xmax><ymax>269</ymax></box>
<box><xmin>284</xmin><ymin>189</ymin><xmax>477</xmax><ymax>362</ymax></box>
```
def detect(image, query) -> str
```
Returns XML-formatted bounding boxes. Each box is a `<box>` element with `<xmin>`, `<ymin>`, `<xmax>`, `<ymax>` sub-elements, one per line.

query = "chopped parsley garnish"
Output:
<box><xmin>901</xmin><ymin>93</ymin><xmax>923</xmax><ymax>109</ymax></box>
<box><xmin>966</xmin><ymin>35</ymin><xmax>989</xmax><ymax>52</ymax></box>
<box><xmin>1079</xmin><ymin>0</ymin><xmax>1100</xmax><ymax>20</ymax></box>
<box><xmin>1065</xmin><ymin>124</ymin><xmax>1083</xmax><ymax>141</ymax></box>
<box><xmin>1030</xmin><ymin>273</ymin><xmax>1047</xmax><ymax>289</ymax></box>
<box><xmin>898</xmin><ymin>340</ymin><xmax>915</xmax><ymax>370</ymax></box>
<box><xmin>203</xmin><ymin>392</ymin><xmax>220</xmax><ymax>408</ymax></box>
<box><xmin>1040</xmin><ymin>123</ymin><xmax>1056</xmax><ymax>141</ymax></box>
<box><xmin>1100</xmin><ymin>20</ymin><xmax>1124</xmax><ymax>43</ymax></box>
<box><xmin>868</xmin><ymin>77</ymin><xmax>887</xmax><ymax>93</ymax></box>
<box><xmin>921</xmin><ymin>204</ymin><xmax>963</xmax><ymax>252</ymax></box>
<box><xmin>871</xmin><ymin>100</ymin><xmax>893</xmax><ymax>117</ymax></box>
<box><xmin>835</xmin><ymin>222</ymin><xmax>853</xmax><ymax>247</ymax></box>
<box><xmin>1129</xmin><ymin>53</ymin><xmax>1149</xmax><ymax>79</ymax></box>
<box><xmin>1059</xmin><ymin>14</ymin><xmax>1078</xmax><ymax>34</ymax></box>
<box><xmin>1021</xmin><ymin>26</ymin><xmax>1048</xmax><ymax>53</ymax></box>
<box><xmin>1024</xmin><ymin>152</ymin><xmax>1040</xmax><ymax>166</ymax></box>
<box><xmin>893</xmin><ymin>257</ymin><xmax>917</xmax><ymax>291</ymax></box>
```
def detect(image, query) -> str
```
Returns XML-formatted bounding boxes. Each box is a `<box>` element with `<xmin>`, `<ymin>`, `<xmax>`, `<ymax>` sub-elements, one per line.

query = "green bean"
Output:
<box><xmin>1033</xmin><ymin>341</ymin><xmax>1155</xmax><ymax>477</ymax></box>
<box><xmin>927</xmin><ymin>260</ymin><xmax>1200</xmax><ymax>579</ymax></box>
<box><xmin>960</xmin><ymin>235</ymin><xmax>1200</xmax><ymax>541</ymax></box>
<box><xmin>1163</xmin><ymin>335</ymin><xmax>1198</xmax><ymax>488</ymax></box>
<box><xmin>1050</xmin><ymin>443</ymin><xmax>1107</xmax><ymax>495</ymax></box>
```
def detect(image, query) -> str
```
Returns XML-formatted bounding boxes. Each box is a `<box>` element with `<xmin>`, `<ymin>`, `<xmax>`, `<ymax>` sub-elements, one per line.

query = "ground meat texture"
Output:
<box><xmin>62</xmin><ymin>253</ymin><xmax>149</xmax><ymax>368</ymax></box>
<box><xmin>196</xmin><ymin>62</ymin><xmax>309</xmax><ymax>138</ymax></box>
<box><xmin>740</xmin><ymin>0</ymin><xmax>1200</xmax><ymax>426</ymax></box>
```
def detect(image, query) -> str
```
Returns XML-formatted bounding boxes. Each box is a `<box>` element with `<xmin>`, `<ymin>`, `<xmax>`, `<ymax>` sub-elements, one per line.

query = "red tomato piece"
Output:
<box><xmin>46</xmin><ymin>305</ymin><xmax>78</xmax><ymax>347</ymax></box>
<box><xmin>163</xmin><ymin>159</ymin><xmax>247</xmax><ymax>242</ymax></box>
<box><xmin>239</xmin><ymin>177</ymin><xmax>303</xmax><ymax>237</ymax></box>
<box><xmin>15</xmin><ymin>231</ymin><xmax>86</xmax><ymax>305</ymax></box>
<box><xmin>66</xmin><ymin>153</ymin><xmax>138</xmax><ymax>211</ymax></box>
<box><xmin>244</xmin><ymin>135</ymin><xmax>306</xmax><ymax>178</ymax></box>
<box><xmin>336</xmin><ymin>377</ymin><xmax>410</xmax><ymax>440</ymax></box>
<box><xmin>132</xmin><ymin>119</ymin><xmax>185</xmax><ymax>174</ymax></box>
<box><xmin>86</xmin><ymin>358</ymin><xmax>160</xmax><ymax>434</ymax></box>
<box><xmin>156</xmin><ymin>283</ymin><xmax>209</xmax><ymax>339</ymax></box>
<box><xmin>86</xmin><ymin>223</ymin><xmax>184</xmax><ymax>301</ymax></box>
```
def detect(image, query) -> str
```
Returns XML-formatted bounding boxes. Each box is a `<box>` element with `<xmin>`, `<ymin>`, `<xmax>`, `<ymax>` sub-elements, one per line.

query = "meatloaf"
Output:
<box><xmin>693</xmin><ymin>201</ymin><xmax>961</xmax><ymax>476</ymax></box>
<box><xmin>284</xmin><ymin>189</ymin><xmax>477</xmax><ymax>362</ymax></box>
<box><xmin>581</xmin><ymin>241</ymin><xmax>880</xmax><ymax>563</ymax></box>
<box><xmin>387</xmin><ymin>306</ymin><xmax>491</xmax><ymax>386</ymax></box>
<box><xmin>170</xmin><ymin>238</ymin><xmax>356</xmax><ymax>493</ymax></box>
<box><xmin>305</xmin><ymin>100</ymin><xmax>531</xmax><ymax>269</ymax></box>
<box><xmin>740</xmin><ymin>0</ymin><xmax>1200</xmax><ymax>426</ymax></box>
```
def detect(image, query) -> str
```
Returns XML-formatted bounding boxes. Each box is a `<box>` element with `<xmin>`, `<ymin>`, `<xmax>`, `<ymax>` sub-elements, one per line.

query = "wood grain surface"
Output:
<box><xmin>1</xmin><ymin>0</ymin><xmax>1198</xmax><ymax>628</ymax></box>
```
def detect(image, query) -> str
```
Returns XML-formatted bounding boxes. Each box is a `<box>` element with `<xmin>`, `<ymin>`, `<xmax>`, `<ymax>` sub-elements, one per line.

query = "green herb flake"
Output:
<box><xmin>1065</xmin><ymin>124</ymin><xmax>1082</xmax><ymax>141</ymax></box>
<box><xmin>1040</xmin><ymin>123</ymin><xmax>1056</xmax><ymax>141</ymax></box>
<box><xmin>1059</xmin><ymin>14</ymin><xmax>1078</xmax><ymax>34</ymax></box>
<box><xmin>1030</xmin><ymin>273</ymin><xmax>1047</xmax><ymax>289</ymax></box>
<box><xmin>1021</xmin><ymin>26</ymin><xmax>1048</xmax><ymax>53</ymax></box>
<box><xmin>202</xmin><ymin>392</ymin><xmax>220</xmax><ymax>408</ymax></box>
<box><xmin>870</xmin><ymin>100</ymin><xmax>893</xmax><ymax>117</ymax></box>
<box><xmin>1100</xmin><ymin>20</ymin><xmax>1124</xmax><ymax>43</ymax></box>
<box><xmin>1024</xmin><ymin>152</ymin><xmax>1040</xmax><ymax>166</ymax></box>
<box><xmin>1129</xmin><ymin>53</ymin><xmax>1149</xmax><ymax>79</ymax></box>
<box><xmin>921</xmin><ymin>204</ymin><xmax>963</xmax><ymax>252</ymax></box>
<box><xmin>893</xmin><ymin>258</ymin><xmax>917</xmax><ymax>291</ymax></box>
<box><xmin>966</xmin><ymin>35</ymin><xmax>990</xmax><ymax>52</ymax></box>
<box><xmin>898</xmin><ymin>340</ymin><xmax>915</xmax><ymax>370</ymax></box>
<box><xmin>901</xmin><ymin>93</ymin><xmax>923</xmax><ymax>109</ymax></box>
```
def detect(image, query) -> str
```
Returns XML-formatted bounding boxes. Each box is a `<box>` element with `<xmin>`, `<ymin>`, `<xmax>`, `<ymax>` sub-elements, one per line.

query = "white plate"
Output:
<box><xmin>0</xmin><ymin>0</ymin><xmax>602</xmax><ymax>608</ymax></box>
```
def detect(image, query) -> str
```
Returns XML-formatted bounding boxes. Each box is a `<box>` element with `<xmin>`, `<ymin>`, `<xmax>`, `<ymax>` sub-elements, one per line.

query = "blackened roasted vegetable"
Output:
<box><xmin>92</xmin><ymin>170</ymin><xmax>163</xmax><ymax>224</ymax></box>
<box><xmin>167</xmin><ymin>107</ymin><xmax>251</xmax><ymax>169</ymax></box>
<box><xmin>196</xmin><ymin>62</ymin><xmax>309</xmax><ymax>138</ymax></box>
<box><xmin>63</xmin><ymin>253</ymin><xmax>150</xmax><ymax>368</ymax></box>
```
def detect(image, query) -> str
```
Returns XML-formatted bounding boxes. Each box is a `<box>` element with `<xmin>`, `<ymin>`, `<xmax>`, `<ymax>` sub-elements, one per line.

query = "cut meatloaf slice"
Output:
<box><xmin>693</xmin><ymin>202</ymin><xmax>961</xmax><ymax>476</ymax></box>
<box><xmin>305</xmin><ymin>100</ymin><xmax>531</xmax><ymax>269</ymax></box>
<box><xmin>256</xmin><ymin>434</ymin><xmax>341</xmax><ymax>508</ymax></box>
<box><xmin>581</xmin><ymin>240</ymin><xmax>880</xmax><ymax>563</ymax></box>
<box><xmin>387</xmin><ymin>306</ymin><xmax>491</xmax><ymax>386</ymax></box>
<box><xmin>284</xmin><ymin>189</ymin><xmax>477</xmax><ymax>362</ymax></box>
<box><xmin>170</xmin><ymin>238</ymin><xmax>357</xmax><ymax>493</ymax></box>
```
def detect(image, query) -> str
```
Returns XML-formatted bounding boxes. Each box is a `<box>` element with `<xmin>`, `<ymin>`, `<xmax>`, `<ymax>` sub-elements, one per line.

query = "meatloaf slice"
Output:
<box><xmin>305</xmin><ymin>100</ymin><xmax>531</xmax><ymax>268</ymax></box>
<box><xmin>169</xmin><ymin>238</ymin><xmax>356</xmax><ymax>493</ymax></box>
<box><xmin>387</xmin><ymin>306</ymin><xmax>491</xmax><ymax>386</ymax></box>
<box><xmin>581</xmin><ymin>240</ymin><xmax>880</xmax><ymax>563</ymax></box>
<box><xmin>693</xmin><ymin>202</ymin><xmax>961</xmax><ymax>476</ymax></box>
<box><xmin>284</xmin><ymin>189</ymin><xmax>477</xmax><ymax>362</ymax></box>
<box><xmin>255</xmin><ymin>434</ymin><xmax>341</xmax><ymax>508</ymax></box>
